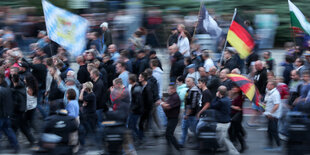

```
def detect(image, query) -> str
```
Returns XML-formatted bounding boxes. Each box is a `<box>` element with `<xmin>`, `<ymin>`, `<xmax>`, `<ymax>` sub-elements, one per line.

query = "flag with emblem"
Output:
<box><xmin>42</xmin><ymin>0</ymin><xmax>88</xmax><ymax>56</ymax></box>
<box><xmin>288</xmin><ymin>0</ymin><xmax>310</xmax><ymax>34</ymax></box>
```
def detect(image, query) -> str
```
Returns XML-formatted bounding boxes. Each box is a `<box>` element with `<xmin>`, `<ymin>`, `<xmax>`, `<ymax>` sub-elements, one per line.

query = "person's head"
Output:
<box><xmin>24</xmin><ymin>74</ymin><xmax>38</xmax><ymax>96</ymax></box>
<box><xmin>267</xmin><ymin>71</ymin><xmax>275</xmax><ymax>80</ymax></box>
<box><xmin>149</xmin><ymin>50</ymin><xmax>157</xmax><ymax>59</ymax></box>
<box><xmin>76</xmin><ymin>56</ymin><xmax>85</xmax><ymax>65</ymax></box>
<box><xmin>137</xmin><ymin>50</ymin><xmax>146</xmax><ymax>59</ymax></box>
<box><xmin>139</xmin><ymin>72</ymin><xmax>148</xmax><ymax>83</ymax></box>
<box><xmin>263</xmin><ymin>51</ymin><xmax>271</xmax><ymax>60</ymax></box>
<box><xmin>129</xmin><ymin>74</ymin><xmax>137</xmax><ymax>84</ymax></box>
<box><xmin>285</xmin><ymin>55</ymin><xmax>294</xmax><ymax>64</ymax></box>
<box><xmin>168</xmin><ymin>44</ymin><xmax>178</xmax><ymax>54</ymax></box>
<box><xmin>113</xmin><ymin>78</ymin><xmax>123</xmax><ymax>88</ymax></box>
<box><xmin>177</xmin><ymin>24</ymin><xmax>185</xmax><ymax>33</ymax></box>
<box><xmin>276</xmin><ymin>76</ymin><xmax>284</xmax><ymax>84</ymax></box>
<box><xmin>66</xmin><ymin>88</ymin><xmax>76</xmax><ymax>101</ymax></box>
<box><xmin>35</xmin><ymin>48</ymin><xmax>45</xmax><ymax>56</ymax></box>
<box><xmin>201</xmin><ymin>50</ymin><xmax>211</xmax><ymax>60</ymax></box>
<box><xmin>254</xmin><ymin>60</ymin><xmax>263</xmax><ymax>71</ymax></box>
<box><xmin>116</xmin><ymin>62</ymin><xmax>126</xmax><ymax>74</ymax></box>
<box><xmin>145</xmin><ymin>68</ymin><xmax>153</xmax><ymax>78</ymax></box>
<box><xmin>66</xmin><ymin>70</ymin><xmax>75</xmax><ymax>78</ymax></box>
<box><xmin>43</xmin><ymin>57</ymin><xmax>53</xmax><ymax>67</ymax></box>
<box><xmin>83</xmin><ymin>81</ymin><xmax>93</xmax><ymax>92</ymax></box>
<box><xmin>87</xmin><ymin>63</ymin><xmax>96</xmax><ymax>73</ymax></box>
<box><xmin>185</xmin><ymin>77</ymin><xmax>195</xmax><ymax>88</ymax></box>
<box><xmin>209</xmin><ymin>66</ymin><xmax>217</xmax><ymax>75</ymax></box>
<box><xmin>184</xmin><ymin>57</ymin><xmax>192</xmax><ymax>66</ymax></box>
<box><xmin>302</xmin><ymin>70</ymin><xmax>310</xmax><ymax>82</ymax></box>
<box><xmin>108</xmin><ymin>44</ymin><xmax>117</xmax><ymax>54</ymax></box>
<box><xmin>100</xmin><ymin>22</ymin><xmax>108</xmax><ymax>31</ymax></box>
<box><xmin>168</xmin><ymin>83</ymin><xmax>177</xmax><ymax>95</ymax></box>
<box><xmin>219</xmin><ymin>68</ymin><xmax>229</xmax><ymax>80</ymax></box>
<box><xmin>198</xmin><ymin>67</ymin><xmax>207</xmax><ymax>77</ymax></box>
<box><xmin>176</xmin><ymin>76</ymin><xmax>185</xmax><ymax>86</ymax></box>
<box><xmin>33</xmin><ymin>57</ymin><xmax>42</xmax><ymax>65</ymax></box>
<box><xmin>231</xmin><ymin>68</ymin><xmax>241</xmax><ymax>74</ymax></box>
<box><xmin>187</xmin><ymin>64</ymin><xmax>196</xmax><ymax>74</ymax></box>
<box><xmin>150</xmin><ymin>59</ymin><xmax>159</xmax><ymax>69</ymax></box>
<box><xmin>291</xmin><ymin>70</ymin><xmax>300</xmax><ymax>81</ymax></box>
<box><xmin>55</xmin><ymin>60</ymin><xmax>64</xmax><ymax>70</ymax></box>
<box><xmin>10</xmin><ymin>67</ymin><xmax>19</xmax><ymax>75</ymax></box>
<box><xmin>224</xmin><ymin>50</ymin><xmax>232</xmax><ymax>60</ymax></box>
<box><xmin>85</xmin><ymin>50</ymin><xmax>95</xmax><ymax>61</ymax></box>
<box><xmin>90</xmin><ymin>69</ymin><xmax>100</xmax><ymax>81</ymax></box>
<box><xmin>37</xmin><ymin>30</ymin><xmax>46</xmax><ymax>38</ymax></box>
<box><xmin>48</xmin><ymin>66</ymin><xmax>57</xmax><ymax>76</ymax></box>
<box><xmin>198</xmin><ymin>77</ymin><xmax>208</xmax><ymax>89</ymax></box>
<box><xmin>93</xmin><ymin>59</ymin><xmax>101</xmax><ymax>68</ymax></box>
<box><xmin>217</xmin><ymin>85</ymin><xmax>227</xmax><ymax>97</ymax></box>
<box><xmin>267</xmin><ymin>80</ymin><xmax>277</xmax><ymax>91</ymax></box>
<box><xmin>295</xmin><ymin>57</ymin><xmax>304</xmax><ymax>67</ymax></box>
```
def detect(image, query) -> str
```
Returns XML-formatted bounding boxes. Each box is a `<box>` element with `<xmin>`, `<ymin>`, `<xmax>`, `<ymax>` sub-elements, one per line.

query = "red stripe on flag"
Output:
<box><xmin>229</xmin><ymin>21</ymin><xmax>255</xmax><ymax>49</ymax></box>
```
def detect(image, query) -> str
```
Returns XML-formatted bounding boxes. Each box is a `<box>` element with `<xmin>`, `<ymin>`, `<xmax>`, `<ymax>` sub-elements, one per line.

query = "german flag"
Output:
<box><xmin>227</xmin><ymin>14</ymin><xmax>255</xmax><ymax>59</ymax></box>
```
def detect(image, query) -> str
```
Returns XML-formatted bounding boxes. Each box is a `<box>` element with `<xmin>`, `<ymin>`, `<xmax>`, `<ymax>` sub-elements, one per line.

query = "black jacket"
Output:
<box><xmin>0</xmin><ymin>86</ymin><xmax>14</xmax><ymax>118</ymax></box>
<box><xmin>141</xmin><ymin>83</ymin><xmax>154</xmax><ymax>111</ymax></box>
<box><xmin>254</xmin><ymin>68</ymin><xmax>268</xmax><ymax>95</ymax></box>
<box><xmin>99</xmin><ymin>65</ymin><xmax>108</xmax><ymax>87</ymax></box>
<box><xmin>77</xmin><ymin>64</ymin><xmax>90</xmax><ymax>84</ymax></box>
<box><xmin>48</xmin><ymin>79</ymin><xmax>64</xmax><ymax>101</ymax></box>
<box><xmin>29</xmin><ymin>63</ymin><xmax>47</xmax><ymax>90</ymax></box>
<box><xmin>207</xmin><ymin>75</ymin><xmax>221</xmax><ymax>96</ymax></box>
<box><xmin>103</xmin><ymin>60</ymin><xmax>116</xmax><ymax>88</ymax></box>
<box><xmin>147</xmin><ymin>76</ymin><xmax>159</xmax><ymax>102</ymax></box>
<box><xmin>130</xmin><ymin>84</ymin><xmax>143</xmax><ymax>114</ymax></box>
<box><xmin>164</xmin><ymin>92</ymin><xmax>180</xmax><ymax>118</ymax></box>
<box><xmin>11</xmin><ymin>81</ymin><xmax>27</xmax><ymax>113</ymax></box>
<box><xmin>92</xmin><ymin>78</ymin><xmax>108</xmax><ymax>111</ymax></box>
<box><xmin>134</xmin><ymin>56</ymin><xmax>149</xmax><ymax>76</ymax></box>
<box><xmin>101</xmin><ymin>29</ymin><xmax>113</xmax><ymax>47</ymax></box>
<box><xmin>43</xmin><ymin>114</ymin><xmax>78</xmax><ymax>145</ymax></box>
<box><xmin>170</xmin><ymin>52</ymin><xmax>185</xmax><ymax>81</ymax></box>
<box><xmin>222</xmin><ymin>57</ymin><xmax>237</xmax><ymax>71</ymax></box>
<box><xmin>210</xmin><ymin>96</ymin><xmax>231</xmax><ymax>123</ymax></box>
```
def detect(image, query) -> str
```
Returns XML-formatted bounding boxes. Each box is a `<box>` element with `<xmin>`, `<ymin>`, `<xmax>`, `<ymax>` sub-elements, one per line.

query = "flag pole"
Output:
<box><xmin>219</xmin><ymin>8</ymin><xmax>237</xmax><ymax>70</ymax></box>
<box><xmin>191</xmin><ymin>0</ymin><xmax>204</xmax><ymax>43</ymax></box>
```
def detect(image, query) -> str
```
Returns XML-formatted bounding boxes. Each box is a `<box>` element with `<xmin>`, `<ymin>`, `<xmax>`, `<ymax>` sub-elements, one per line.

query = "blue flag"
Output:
<box><xmin>197</xmin><ymin>5</ymin><xmax>222</xmax><ymax>37</ymax></box>
<box><xmin>42</xmin><ymin>0</ymin><xmax>88</xmax><ymax>56</ymax></box>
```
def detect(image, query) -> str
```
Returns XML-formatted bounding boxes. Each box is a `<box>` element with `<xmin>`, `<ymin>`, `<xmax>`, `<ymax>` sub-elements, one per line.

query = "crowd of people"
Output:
<box><xmin>0</xmin><ymin>13</ymin><xmax>310</xmax><ymax>155</ymax></box>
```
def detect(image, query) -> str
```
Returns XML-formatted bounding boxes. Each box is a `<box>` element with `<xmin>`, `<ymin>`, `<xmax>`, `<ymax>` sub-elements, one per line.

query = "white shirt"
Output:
<box><xmin>26</xmin><ymin>88</ymin><xmax>37</xmax><ymax>110</ymax></box>
<box><xmin>177</xmin><ymin>37</ymin><xmax>190</xmax><ymax>57</ymax></box>
<box><xmin>264</xmin><ymin>88</ymin><xmax>281</xmax><ymax>118</ymax></box>
<box><xmin>204</xmin><ymin>58</ymin><xmax>214</xmax><ymax>72</ymax></box>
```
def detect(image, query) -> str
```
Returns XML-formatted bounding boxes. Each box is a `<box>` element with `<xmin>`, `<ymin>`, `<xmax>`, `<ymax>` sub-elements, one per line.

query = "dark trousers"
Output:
<box><xmin>0</xmin><ymin>118</ymin><xmax>19</xmax><ymax>150</ymax></box>
<box><xmin>267</xmin><ymin>118</ymin><xmax>280</xmax><ymax>147</ymax></box>
<box><xmin>166</xmin><ymin>118</ymin><xmax>180</xmax><ymax>150</ymax></box>
<box><xmin>128</xmin><ymin>114</ymin><xmax>140</xmax><ymax>139</ymax></box>
<box><xmin>139</xmin><ymin>110</ymin><xmax>151</xmax><ymax>139</ymax></box>
<box><xmin>12</xmin><ymin>112</ymin><xmax>35</xmax><ymax>144</ymax></box>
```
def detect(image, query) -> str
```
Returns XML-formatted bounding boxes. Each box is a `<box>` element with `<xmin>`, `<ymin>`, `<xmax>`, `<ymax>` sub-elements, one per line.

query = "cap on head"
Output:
<box><xmin>186</xmin><ymin>64</ymin><xmax>196</xmax><ymax>69</ymax></box>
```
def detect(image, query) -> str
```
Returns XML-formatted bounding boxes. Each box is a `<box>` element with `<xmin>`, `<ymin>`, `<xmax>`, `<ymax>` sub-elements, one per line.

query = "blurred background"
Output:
<box><xmin>0</xmin><ymin>0</ymin><xmax>309</xmax><ymax>50</ymax></box>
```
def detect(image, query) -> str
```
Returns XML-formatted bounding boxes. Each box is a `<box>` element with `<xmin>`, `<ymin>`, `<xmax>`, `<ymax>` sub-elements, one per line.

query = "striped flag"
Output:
<box><xmin>288</xmin><ymin>0</ymin><xmax>310</xmax><ymax>34</ymax></box>
<box><xmin>227</xmin><ymin>13</ymin><xmax>255</xmax><ymax>59</ymax></box>
<box><xmin>42</xmin><ymin>0</ymin><xmax>88</xmax><ymax>56</ymax></box>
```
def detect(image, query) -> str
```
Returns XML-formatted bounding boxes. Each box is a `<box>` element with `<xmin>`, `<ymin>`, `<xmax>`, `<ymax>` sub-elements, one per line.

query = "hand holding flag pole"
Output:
<box><xmin>219</xmin><ymin>8</ymin><xmax>237</xmax><ymax>70</ymax></box>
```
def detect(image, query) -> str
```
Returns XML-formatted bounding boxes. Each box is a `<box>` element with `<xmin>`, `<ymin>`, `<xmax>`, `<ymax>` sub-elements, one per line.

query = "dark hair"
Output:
<box><xmin>129</xmin><ymin>74</ymin><xmax>137</xmax><ymax>83</ymax></box>
<box><xmin>145</xmin><ymin>68</ymin><xmax>153</xmax><ymax>77</ymax></box>
<box><xmin>67</xmin><ymin>89</ymin><xmax>76</xmax><ymax>100</ymax></box>
<box><xmin>150</xmin><ymin>59</ymin><xmax>159</xmax><ymax>67</ymax></box>
<box><xmin>285</xmin><ymin>55</ymin><xmax>294</xmax><ymax>63</ymax></box>
<box><xmin>116</xmin><ymin>61</ymin><xmax>126</xmax><ymax>68</ymax></box>
<box><xmin>198</xmin><ymin>77</ymin><xmax>208</xmax><ymax>85</ymax></box>
<box><xmin>12</xmin><ymin>74</ymin><xmax>19</xmax><ymax>83</ymax></box>
<box><xmin>91</xmin><ymin>69</ymin><xmax>100</xmax><ymax>77</ymax></box>
<box><xmin>25</xmin><ymin>74</ymin><xmax>39</xmax><ymax>97</ymax></box>
<box><xmin>176</xmin><ymin>76</ymin><xmax>185</xmax><ymax>83</ymax></box>
<box><xmin>169</xmin><ymin>83</ymin><xmax>177</xmax><ymax>89</ymax></box>
<box><xmin>44</xmin><ymin>58</ymin><xmax>53</xmax><ymax>67</ymax></box>
<box><xmin>140</xmin><ymin>72</ymin><xmax>148</xmax><ymax>81</ymax></box>
<box><xmin>184</xmin><ymin>57</ymin><xmax>192</xmax><ymax>65</ymax></box>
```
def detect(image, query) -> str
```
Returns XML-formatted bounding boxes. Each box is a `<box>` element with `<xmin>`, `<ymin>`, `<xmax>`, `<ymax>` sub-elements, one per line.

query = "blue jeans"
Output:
<box><xmin>127</xmin><ymin>114</ymin><xmax>140</xmax><ymax>139</ymax></box>
<box><xmin>0</xmin><ymin>118</ymin><xmax>19</xmax><ymax>150</ymax></box>
<box><xmin>96</xmin><ymin>109</ymin><xmax>103</xmax><ymax>126</ymax></box>
<box><xmin>180</xmin><ymin>115</ymin><xmax>198</xmax><ymax>146</ymax></box>
<box><xmin>37</xmin><ymin>90</ymin><xmax>49</xmax><ymax>118</ymax></box>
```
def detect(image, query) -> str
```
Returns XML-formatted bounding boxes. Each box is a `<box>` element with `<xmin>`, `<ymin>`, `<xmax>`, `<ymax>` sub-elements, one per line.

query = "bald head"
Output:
<box><xmin>76</xmin><ymin>56</ymin><xmax>85</xmax><ymax>65</ymax></box>
<box><xmin>209</xmin><ymin>66</ymin><xmax>217</xmax><ymax>75</ymax></box>
<box><xmin>255</xmin><ymin>60</ymin><xmax>263</xmax><ymax>71</ymax></box>
<box><xmin>231</xmin><ymin>68</ymin><xmax>241</xmax><ymax>74</ymax></box>
<box><xmin>168</xmin><ymin>44</ymin><xmax>178</xmax><ymax>54</ymax></box>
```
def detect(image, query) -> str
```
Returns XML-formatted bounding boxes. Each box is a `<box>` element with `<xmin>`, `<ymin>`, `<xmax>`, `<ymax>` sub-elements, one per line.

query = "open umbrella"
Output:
<box><xmin>227</xmin><ymin>74</ymin><xmax>260</xmax><ymax>106</ymax></box>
